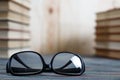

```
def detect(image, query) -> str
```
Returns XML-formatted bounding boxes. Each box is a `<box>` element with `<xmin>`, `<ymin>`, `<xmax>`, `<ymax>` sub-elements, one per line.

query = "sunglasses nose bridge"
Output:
<box><xmin>43</xmin><ymin>64</ymin><xmax>52</xmax><ymax>72</ymax></box>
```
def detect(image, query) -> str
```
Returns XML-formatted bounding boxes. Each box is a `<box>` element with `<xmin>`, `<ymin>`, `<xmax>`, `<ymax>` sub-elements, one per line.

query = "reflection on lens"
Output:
<box><xmin>52</xmin><ymin>52</ymin><xmax>84</xmax><ymax>75</ymax></box>
<box><xmin>10</xmin><ymin>52</ymin><xmax>43</xmax><ymax>75</ymax></box>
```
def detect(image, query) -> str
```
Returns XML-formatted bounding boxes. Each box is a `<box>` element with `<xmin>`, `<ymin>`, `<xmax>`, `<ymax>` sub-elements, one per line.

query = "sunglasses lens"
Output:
<box><xmin>10</xmin><ymin>52</ymin><xmax>43</xmax><ymax>75</ymax></box>
<box><xmin>52</xmin><ymin>52</ymin><xmax>85</xmax><ymax>75</ymax></box>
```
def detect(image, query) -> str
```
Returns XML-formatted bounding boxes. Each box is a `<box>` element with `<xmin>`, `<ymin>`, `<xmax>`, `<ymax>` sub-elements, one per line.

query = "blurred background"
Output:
<box><xmin>0</xmin><ymin>0</ymin><xmax>120</xmax><ymax>59</ymax></box>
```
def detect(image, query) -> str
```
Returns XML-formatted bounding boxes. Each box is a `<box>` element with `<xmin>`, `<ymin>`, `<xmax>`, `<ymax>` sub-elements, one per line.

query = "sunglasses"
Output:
<box><xmin>6</xmin><ymin>51</ymin><xmax>85</xmax><ymax>76</ymax></box>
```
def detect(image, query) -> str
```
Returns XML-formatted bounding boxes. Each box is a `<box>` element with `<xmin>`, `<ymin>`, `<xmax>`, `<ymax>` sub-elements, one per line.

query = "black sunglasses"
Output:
<box><xmin>6</xmin><ymin>51</ymin><xmax>85</xmax><ymax>76</ymax></box>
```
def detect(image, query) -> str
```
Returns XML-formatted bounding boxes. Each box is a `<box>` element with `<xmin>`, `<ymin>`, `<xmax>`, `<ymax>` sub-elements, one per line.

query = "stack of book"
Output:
<box><xmin>0</xmin><ymin>0</ymin><xmax>30</xmax><ymax>58</ymax></box>
<box><xmin>95</xmin><ymin>9</ymin><xmax>120</xmax><ymax>59</ymax></box>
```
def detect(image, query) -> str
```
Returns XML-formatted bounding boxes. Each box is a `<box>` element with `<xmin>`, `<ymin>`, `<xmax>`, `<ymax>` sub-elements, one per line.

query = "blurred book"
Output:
<box><xmin>95</xmin><ymin>9</ymin><xmax>120</xmax><ymax>59</ymax></box>
<box><xmin>0</xmin><ymin>40</ymin><xmax>30</xmax><ymax>48</ymax></box>
<box><xmin>97</xmin><ymin>9</ymin><xmax>120</xmax><ymax>21</ymax></box>
<box><xmin>0</xmin><ymin>0</ymin><xmax>30</xmax><ymax>17</ymax></box>
<box><xmin>96</xmin><ymin>42</ymin><xmax>120</xmax><ymax>50</ymax></box>
<box><xmin>95</xmin><ymin>33</ymin><xmax>120</xmax><ymax>42</ymax></box>
<box><xmin>0</xmin><ymin>11</ymin><xmax>29</xmax><ymax>24</ymax></box>
<box><xmin>0</xmin><ymin>30</ymin><xmax>30</xmax><ymax>39</ymax></box>
<box><xmin>0</xmin><ymin>0</ymin><xmax>30</xmax><ymax>58</ymax></box>
<box><xmin>96</xmin><ymin>48</ymin><xmax>120</xmax><ymax>59</ymax></box>
<box><xmin>96</xmin><ymin>26</ymin><xmax>120</xmax><ymax>33</ymax></box>
<box><xmin>0</xmin><ymin>20</ymin><xmax>29</xmax><ymax>30</ymax></box>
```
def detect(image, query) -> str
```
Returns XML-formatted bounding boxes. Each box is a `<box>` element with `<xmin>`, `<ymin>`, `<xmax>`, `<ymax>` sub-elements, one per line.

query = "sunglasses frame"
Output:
<box><xmin>6</xmin><ymin>51</ymin><xmax>85</xmax><ymax>76</ymax></box>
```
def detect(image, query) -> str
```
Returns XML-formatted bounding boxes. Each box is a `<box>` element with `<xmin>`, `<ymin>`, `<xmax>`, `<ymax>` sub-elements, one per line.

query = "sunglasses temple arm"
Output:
<box><xmin>6</xmin><ymin>62</ymin><xmax>10</xmax><ymax>73</ymax></box>
<box><xmin>10</xmin><ymin>67</ymin><xmax>41</xmax><ymax>73</ymax></box>
<box><xmin>53</xmin><ymin>60</ymin><xmax>81</xmax><ymax>73</ymax></box>
<box><xmin>13</xmin><ymin>55</ymin><xmax>31</xmax><ymax>69</ymax></box>
<box><xmin>6</xmin><ymin>55</ymin><xmax>31</xmax><ymax>73</ymax></box>
<box><xmin>58</xmin><ymin>60</ymin><xmax>72</xmax><ymax>69</ymax></box>
<box><xmin>55</xmin><ymin>68</ymin><xmax>81</xmax><ymax>73</ymax></box>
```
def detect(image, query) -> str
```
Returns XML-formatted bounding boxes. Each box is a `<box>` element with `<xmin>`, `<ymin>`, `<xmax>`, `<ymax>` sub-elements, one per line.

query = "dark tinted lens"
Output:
<box><xmin>52</xmin><ymin>52</ymin><xmax>84</xmax><ymax>75</ymax></box>
<box><xmin>10</xmin><ymin>52</ymin><xmax>43</xmax><ymax>75</ymax></box>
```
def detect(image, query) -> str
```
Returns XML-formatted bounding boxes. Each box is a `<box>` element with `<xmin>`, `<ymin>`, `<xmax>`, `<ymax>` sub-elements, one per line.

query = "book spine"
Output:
<box><xmin>11</xmin><ymin>0</ymin><xmax>30</xmax><ymax>9</ymax></box>
<box><xmin>0</xmin><ymin>40</ymin><xmax>30</xmax><ymax>48</ymax></box>
<box><xmin>96</xmin><ymin>26</ymin><xmax>120</xmax><ymax>33</ymax></box>
<box><xmin>95</xmin><ymin>39</ymin><xmax>120</xmax><ymax>42</ymax></box>
<box><xmin>96</xmin><ymin>42</ymin><xmax>120</xmax><ymax>50</ymax></box>
<box><xmin>0</xmin><ymin>11</ymin><xmax>29</xmax><ymax>24</ymax></box>
<box><xmin>0</xmin><ymin>19</ymin><xmax>29</xmax><ymax>25</ymax></box>
<box><xmin>0</xmin><ymin>30</ymin><xmax>30</xmax><ymax>39</ymax></box>
<box><xmin>97</xmin><ymin>9</ymin><xmax>120</xmax><ymax>20</ymax></box>
<box><xmin>97</xmin><ymin>18</ymin><xmax>120</xmax><ymax>26</ymax></box>
<box><xmin>0</xmin><ymin>1</ymin><xmax>8</xmax><ymax>11</ymax></box>
<box><xmin>9</xmin><ymin>1</ymin><xmax>30</xmax><ymax>16</ymax></box>
<box><xmin>95</xmin><ymin>48</ymin><xmax>120</xmax><ymax>59</ymax></box>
